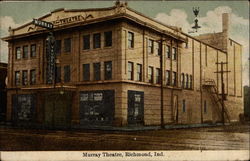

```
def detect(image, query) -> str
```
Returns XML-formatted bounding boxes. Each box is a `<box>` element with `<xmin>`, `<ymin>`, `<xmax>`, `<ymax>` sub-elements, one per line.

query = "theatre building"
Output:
<box><xmin>2</xmin><ymin>2</ymin><xmax>243</xmax><ymax>128</ymax></box>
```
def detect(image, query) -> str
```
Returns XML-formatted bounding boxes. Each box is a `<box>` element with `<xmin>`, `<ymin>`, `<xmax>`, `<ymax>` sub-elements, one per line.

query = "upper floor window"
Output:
<box><xmin>15</xmin><ymin>71</ymin><xmax>20</xmax><ymax>85</ymax></box>
<box><xmin>189</xmin><ymin>74</ymin><xmax>193</xmax><ymax>89</ymax></box>
<box><xmin>93</xmin><ymin>62</ymin><xmax>101</xmax><ymax>81</ymax></box>
<box><xmin>22</xmin><ymin>70</ymin><xmax>28</xmax><ymax>85</ymax></box>
<box><xmin>128</xmin><ymin>62</ymin><xmax>134</xmax><ymax>80</ymax></box>
<box><xmin>128</xmin><ymin>32</ymin><xmax>134</xmax><ymax>48</ymax></box>
<box><xmin>55</xmin><ymin>66</ymin><xmax>61</xmax><ymax>83</ymax></box>
<box><xmin>93</xmin><ymin>33</ymin><xmax>101</xmax><ymax>49</ymax></box>
<box><xmin>156</xmin><ymin>68</ymin><xmax>160</xmax><ymax>84</ymax></box>
<box><xmin>137</xmin><ymin>64</ymin><xmax>142</xmax><ymax>81</ymax></box>
<box><xmin>30</xmin><ymin>69</ymin><xmax>36</xmax><ymax>85</ymax></box>
<box><xmin>55</xmin><ymin>40</ymin><xmax>61</xmax><ymax>55</ymax></box>
<box><xmin>16</xmin><ymin>47</ymin><xmax>21</xmax><ymax>60</ymax></box>
<box><xmin>148</xmin><ymin>66</ymin><xmax>153</xmax><ymax>83</ymax></box>
<box><xmin>23</xmin><ymin>45</ymin><xmax>28</xmax><ymax>58</ymax></box>
<box><xmin>185</xmin><ymin>74</ymin><xmax>189</xmax><ymax>89</ymax></box>
<box><xmin>104</xmin><ymin>31</ymin><xmax>112</xmax><ymax>47</ymax></box>
<box><xmin>155</xmin><ymin>42</ymin><xmax>160</xmax><ymax>55</ymax></box>
<box><xmin>166</xmin><ymin>45</ymin><xmax>170</xmax><ymax>58</ymax></box>
<box><xmin>83</xmin><ymin>64</ymin><xmax>90</xmax><ymax>81</ymax></box>
<box><xmin>166</xmin><ymin>70</ymin><xmax>170</xmax><ymax>85</ymax></box>
<box><xmin>172</xmin><ymin>71</ymin><xmax>177</xmax><ymax>86</ymax></box>
<box><xmin>104</xmin><ymin>61</ymin><xmax>112</xmax><ymax>80</ymax></box>
<box><xmin>181</xmin><ymin>73</ymin><xmax>185</xmax><ymax>88</ymax></box>
<box><xmin>64</xmin><ymin>65</ymin><xmax>70</xmax><ymax>82</ymax></box>
<box><xmin>64</xmin><ymin>38</ymin><xmax>71</xmax><ymax>53</ymax></box>
<box><xmin>172</xmin><ymin>47</ymin><xmax>177</xmax><ymax>60</ymax></box>
<box><xmin>83</xmin><ymin>35</ymin><xmax>90</xmax><ymax>50</ymax></box>
<box><xmin>148</xmin><ymin>39</ymin><xmax>154</xmax><ymax>54</ymax></box>
<box><xmin>31</xmin><ymin>44</ymin><xmax>36</xmax><ymax>57</ymax></box>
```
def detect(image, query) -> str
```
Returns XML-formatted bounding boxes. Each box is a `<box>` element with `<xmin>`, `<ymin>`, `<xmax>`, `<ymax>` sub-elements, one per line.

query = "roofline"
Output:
<box><xmin>2</xmin><ymin>13</ymin><xmax>186</xmax><ymax>42</ymax></box>
<box><xmin>10</xmin><ymin>6</ymin><xmax>117</xmax><ymax>32</ymax></box>
<box><xmin>229</xmin><ymin>38</ymin><xmax>242</xmax><ymax>46</ymax></box>
<box><xmin>181</xmin><ymin>32</ymin><xmax>227</xmax><ymax>54</ymax></box>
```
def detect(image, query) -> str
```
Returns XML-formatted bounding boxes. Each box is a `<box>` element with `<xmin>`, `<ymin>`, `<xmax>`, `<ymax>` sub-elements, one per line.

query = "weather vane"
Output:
<box><xmin>191</xmin><ymin>7</ymin><xmax>201</xmax><ymax>32</ymax></box>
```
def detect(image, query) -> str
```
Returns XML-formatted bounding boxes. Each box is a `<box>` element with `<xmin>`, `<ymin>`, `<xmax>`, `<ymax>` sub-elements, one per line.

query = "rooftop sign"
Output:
<box><xmin>33</xmin><ymin>19</ymin><xmax>54</xmax><ymax>29</ymax></box>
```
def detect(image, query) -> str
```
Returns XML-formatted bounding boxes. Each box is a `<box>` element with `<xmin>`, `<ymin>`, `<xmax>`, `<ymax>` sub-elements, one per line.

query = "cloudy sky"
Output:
<box><xmin>0</xmin><ymin>1</ymin><xmax>249</xmax><ymax>85</ymax></box>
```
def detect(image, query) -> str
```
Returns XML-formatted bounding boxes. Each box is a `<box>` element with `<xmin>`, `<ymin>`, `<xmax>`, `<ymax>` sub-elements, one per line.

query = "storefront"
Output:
<box><xmin>79</xmin><ymin>90</ymin><xmax>115</xmax><ymax>125</ymax></box>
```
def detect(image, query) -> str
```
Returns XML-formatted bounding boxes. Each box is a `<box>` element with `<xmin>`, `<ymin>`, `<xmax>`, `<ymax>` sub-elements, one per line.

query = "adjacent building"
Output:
<box><xmin>2</xmin><ymin>2</ymin><xmax>243</xmax><ymax>128</ymax></box>
<box><xmin>0</xmin><ymin>62</ymin><xmax>7</xmax><ymax>121</ymax></box>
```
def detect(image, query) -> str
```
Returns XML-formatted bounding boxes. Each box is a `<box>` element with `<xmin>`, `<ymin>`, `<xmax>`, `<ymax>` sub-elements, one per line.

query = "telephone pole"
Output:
<box><xmin>160</xmin><ymin>37</ymin><xmax>164</xmax><ymax>129</ymax></box>
<box><xmin>215</xmin><ymin>61</ymin><xmax>230</xmax><ymax>125</ymax></box>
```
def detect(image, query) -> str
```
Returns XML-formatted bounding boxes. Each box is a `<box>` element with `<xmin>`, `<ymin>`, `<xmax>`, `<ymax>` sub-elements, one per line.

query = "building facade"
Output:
<box><xmin>2</xmin><ymin>2</ymin><xmax>243</xmax><ymax>128</ymax></box>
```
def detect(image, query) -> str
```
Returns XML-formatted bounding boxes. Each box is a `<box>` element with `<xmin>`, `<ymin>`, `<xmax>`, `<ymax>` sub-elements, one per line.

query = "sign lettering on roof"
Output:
<box><xmin>52</xmin><ymin>14</ymin><xmax>93</xmax><ymax>26</ymax></box>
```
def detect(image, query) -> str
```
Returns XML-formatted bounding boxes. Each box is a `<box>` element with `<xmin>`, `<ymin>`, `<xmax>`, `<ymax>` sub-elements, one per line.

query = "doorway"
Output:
<box><xmin>44</xmin><ymin>92</ymin><xmax>72</xmax><ymax>128</ymax></box>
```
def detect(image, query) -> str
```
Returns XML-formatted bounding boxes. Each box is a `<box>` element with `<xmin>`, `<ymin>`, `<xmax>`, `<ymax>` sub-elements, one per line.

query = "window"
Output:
<box><xmin>55</xmin><ymin>40</ymin><xmax>61</xmax><ymax>55</ymax></box>
<box><xmin>148</xmin><ymin>39</ymin><xmax>154</xmax><ymax>54</ymax></box>
<box><xmin>204</xmin><ymin>100</ymin><xmax>207</xmax><ymax>114</ymax></box>
<box><xmin>83</xmin><ymin>35</ymin><xmax>90</xmax><ymax>50</ymax></box>
<box><xmin>104</xmin><ymin>31</ymin><xmax>112</xmax><ymax>47</ymax></box>
<box><xmin>185</xmin><ymin>42</ymin><xmax>188</xmax><ymax>48</ymax></box>
<box><xmin>182</xmin><ymin>99</ymin><xmax>186</xmax><ymax>112</ymax></box>
<box><xmin>185</xmin><ymin>74</ymin><xmax>189</xmax><ymax>89</ymax></box>
<box><xmin>16</xmin><ymin>47</ymin><xmax>21</xmax><ymax>59</ymax></box>
<box><xmin>189</xmin><ymin>75</ymin><xmax>193</xmax><ymax>89</ymax></box>
<box><xmin>172</xmin><ymin>71</ymin><xmax>177</xmax><ymax>86</ymax></box>
<box><xmin>93</xmin><ymin>33</ymin><xmax>101</xmax><ymax>49</ymax></box>
<box><xmin>83</xmin><ymin>64</ymin><xmax>90</xmax><ymax>81</ymax></box>
<box><xmin>137</xmin><ymin>64</ymin><xmax>142</xmax><ymax>81</ymax></box>
<box><xmin>148</xmin><ymin>66</ymin><xmax>153</xmax><ymax>83</ymax></box>
<box><xmin>166</xmin><ymin>70</ymin><xmax>170</xmax><ymax>85</ymax></box>
<box><xmin>128</xmin><ymin>32</ymin><xmax>134</xmax><ymax>48</ymax></box>
<box><xmin>104</xmin><ymin>61</ymin><xmax>112</xmax><ymax>80</ymax></box>
<box><xmin>156</xmin><ymin>68</ymin><xmax>160</xmax><ymax>84</ymax></box>
<box><xmin>93</xmin><ymin>62</ymin><xmax>101</xmax><ymax>81</ymax></box>
<box><xmin>30</xmin><ymin>69</ymin><xmax>36</xmax><ymax>85</ymax></box>
<box><xmin>128</xmin><ymin>62</ymin><xmax>133</xmax><ymax>80</ymax></box>
<box><xmin>15</xmin><ymin>71</ymin><xmax>20</xmax><ymax>85</ymax></box>
<box><xmin>155</xmin><ymin>42</ymin><xmax>160</xmax><ymax>55</ymax></box>
<box><xmin>55</xmin><ymin>66</ymin><xmax>61</xmax><ymax>83</ymax></box>
<box><xmin>64</xmin><ymin>65</ymin><xmax>70</xmax><ymax>82</ymax></box>
<box><xmin>166</xmin><ymin>45</ymin><xmax>170</xmax><ymax>58</ymax></box>
<box><xmin>23</xmin><ymin>45</ymin><xmax>28</xmax><ymax>58</ymax></box>
<box><xmin>64</xmin><ymin>38</ymin><xmax>71</xmax><ymax>53</ymax></box>
<box><xmin>22</xmin><ymin>70</ymin><xmax>28</xmax><ymax>85</ymax></box>
<box><xmin>172</xmin><ymin>47</ymin><xmax>177</xmax><ymax>60</ymax></box>
<box><xmin>30</xmin><ymin>44</ymin><xmax>36</xmax><ymax>57</ymax></box>
<box><xmin>181</xmin><ymin>73</ymin><xmax>185</xmax><ymax>88</ymax></box>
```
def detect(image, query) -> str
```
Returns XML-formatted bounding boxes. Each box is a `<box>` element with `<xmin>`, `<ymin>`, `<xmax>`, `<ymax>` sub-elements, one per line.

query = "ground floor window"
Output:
<box><xmin>127</xmin><ymin>90</ymin><xmax>144</xmax><ymax>125</ymax></box>
<box><xmin>79</xmin><ymin>90</ymin><xmax>114</xmax><ymax>125</ymax></box>
<box><xmin>12</xmin><ymin>94</ymin><xmax>36</xmax><ymax>122</ymax></box>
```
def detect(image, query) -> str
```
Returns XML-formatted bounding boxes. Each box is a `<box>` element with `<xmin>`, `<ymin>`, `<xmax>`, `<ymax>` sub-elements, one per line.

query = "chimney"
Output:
<box><xmin>222</xmin><ymin>13</ymin><xmax>230</xmax><ymax>34</ymax></box>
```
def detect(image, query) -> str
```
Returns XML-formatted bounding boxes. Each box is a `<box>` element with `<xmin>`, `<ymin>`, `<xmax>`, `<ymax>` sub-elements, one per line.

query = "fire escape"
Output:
<box><xmin>203</xmin><ymin>79</ymin><xmax>230</xmax><ymax>123</ymax></box>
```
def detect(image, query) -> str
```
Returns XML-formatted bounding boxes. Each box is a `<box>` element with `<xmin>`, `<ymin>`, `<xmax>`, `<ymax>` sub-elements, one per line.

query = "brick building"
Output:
<box><xmin>2</xmin><ymin>2</ymin><xmax>243</xmax><ymax>128</ymax></box>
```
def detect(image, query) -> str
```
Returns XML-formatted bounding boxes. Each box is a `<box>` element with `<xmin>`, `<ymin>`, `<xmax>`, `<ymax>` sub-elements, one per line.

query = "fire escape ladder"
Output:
<box><xmin>203</xmin><ymin>79</ymin><xmax>230</xmax><ymax>122</ymax></box>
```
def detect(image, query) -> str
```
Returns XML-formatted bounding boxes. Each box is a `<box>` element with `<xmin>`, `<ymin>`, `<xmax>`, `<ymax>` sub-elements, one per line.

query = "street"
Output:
<box><xmin>0</xmin><ymin>124</ymin><xmax>249</xmax><ymax>150</ymax></box>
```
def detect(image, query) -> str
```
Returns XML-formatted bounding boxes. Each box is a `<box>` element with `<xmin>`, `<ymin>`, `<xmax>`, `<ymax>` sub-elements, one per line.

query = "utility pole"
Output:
<box><xmin>215</xmin><ymin>61</ymin><xmax>230</xmax><ymax>125</ymax></box>
<box><xmin>160</xmin><ymin>37</ymin><xmax>164</xmax><ymax>129</ymax></box>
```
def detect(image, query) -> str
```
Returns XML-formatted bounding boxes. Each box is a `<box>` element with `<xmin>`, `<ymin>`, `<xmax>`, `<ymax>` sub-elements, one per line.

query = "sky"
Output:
<box><xmin>0</xmin><ymin>1</ymin><xmax>249</xmax><ymax>85</ymax></box>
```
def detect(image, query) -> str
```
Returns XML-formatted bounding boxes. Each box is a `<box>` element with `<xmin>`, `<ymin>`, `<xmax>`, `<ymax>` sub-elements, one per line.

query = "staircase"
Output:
<box><xmin>203</xmin><ymin>79</ymin><xmax>230</xmax><ymax>123</ymax></box>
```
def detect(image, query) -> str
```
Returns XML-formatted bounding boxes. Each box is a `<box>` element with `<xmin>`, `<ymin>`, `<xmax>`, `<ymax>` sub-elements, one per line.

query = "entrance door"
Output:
<box><xmin>44</xmin><ymin>92</ymin><xmax>71</xmax><ymax>128</ymax></box>
<box><xmin>127</xmin><ymin>90</ymin><xmax>144</xmax><ymax>125</ymax></box>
